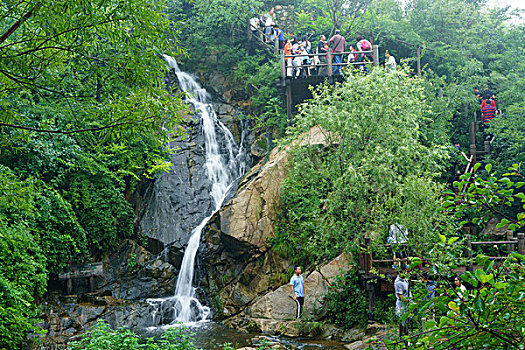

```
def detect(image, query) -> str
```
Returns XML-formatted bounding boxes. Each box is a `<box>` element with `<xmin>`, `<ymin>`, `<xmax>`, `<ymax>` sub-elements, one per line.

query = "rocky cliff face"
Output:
<box><xmin>198</xmin><ymin>126</ymin><xmax>347</xmax><ymax>330</ymax></box>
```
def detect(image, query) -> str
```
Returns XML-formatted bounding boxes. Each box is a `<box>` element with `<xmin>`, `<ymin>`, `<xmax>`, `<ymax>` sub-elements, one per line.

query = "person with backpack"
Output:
<box><xmin>356</xmin><ymin>35</ymin><xmax>373</xmax><ymax>71</ymax></box>
<box><xmin>328</xmin><ymin>30</ymin><xmax>346</xmax><ymax>75</ymax></box>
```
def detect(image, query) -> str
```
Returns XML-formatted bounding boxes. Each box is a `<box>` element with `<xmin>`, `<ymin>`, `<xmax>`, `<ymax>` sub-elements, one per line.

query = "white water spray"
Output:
<box><xmin>147</xmin><ymin>56</ymin><xmax>246</xmax><ymax>325</ymax></box>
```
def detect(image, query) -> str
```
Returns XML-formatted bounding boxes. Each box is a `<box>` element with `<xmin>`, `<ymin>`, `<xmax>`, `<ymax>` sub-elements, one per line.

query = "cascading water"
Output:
<box><xmin>146</xmin><ymin>56</ymin><xmax>246</xmax><ymax>326</ymax></box>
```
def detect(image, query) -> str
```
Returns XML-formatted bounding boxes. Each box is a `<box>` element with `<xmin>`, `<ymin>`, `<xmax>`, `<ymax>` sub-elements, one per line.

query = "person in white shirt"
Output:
<box><xmin>385</xmin><ymin>50</ymin><xmax>397</xmax><ymax>70</ymax></box>
<box><xmin>249</xmin><ymin>16</ymin><xmax>260</xmax><ymax>36</ymax></box>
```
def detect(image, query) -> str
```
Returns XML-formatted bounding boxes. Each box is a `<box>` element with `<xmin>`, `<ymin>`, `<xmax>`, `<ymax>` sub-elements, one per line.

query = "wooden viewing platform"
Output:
<box><xmin>277</xmin><ymin>46</ymin><xmax>380</xmax><ymax>125</ymax></box>
<box><xmin>58</xmin><ymin>262</ymin><xmax>104</xmax><ymax>295</ymax></box>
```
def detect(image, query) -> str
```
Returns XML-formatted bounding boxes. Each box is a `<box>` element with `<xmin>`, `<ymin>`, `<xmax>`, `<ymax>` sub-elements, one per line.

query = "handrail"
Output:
<box><xmin>360</xmin><ymin>232</ymin><xmax>525</xmax><ymax>275</ymax></box>
<box><xmin>280</xmin><ymin>45</ymin><xmax>379</xmax><ymax>78</ymax></box>
<box><xmin>283</xmin><ymin>50</ymin><xmax>372</xmax><ymax>58</ymax></box>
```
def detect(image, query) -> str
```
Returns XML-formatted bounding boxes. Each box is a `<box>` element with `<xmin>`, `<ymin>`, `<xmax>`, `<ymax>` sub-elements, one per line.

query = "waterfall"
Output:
<box><xmin>146</xmin><ymin>55</ymin><xmax>246</xmax><ymax>325</ymax></box>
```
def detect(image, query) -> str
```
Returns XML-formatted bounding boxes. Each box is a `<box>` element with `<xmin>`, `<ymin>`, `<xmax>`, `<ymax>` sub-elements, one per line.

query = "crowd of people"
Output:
<box><xmin>250</xmin><ymin>8</ymin><xmax>396</xmax><ymax>77</ymax></box>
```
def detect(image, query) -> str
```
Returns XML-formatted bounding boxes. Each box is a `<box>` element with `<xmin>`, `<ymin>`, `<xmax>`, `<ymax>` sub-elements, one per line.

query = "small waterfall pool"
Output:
<box><xmin>138</xmin><ymin>322</ymin><xmax>347</xmax><ymax>350</ymax></box>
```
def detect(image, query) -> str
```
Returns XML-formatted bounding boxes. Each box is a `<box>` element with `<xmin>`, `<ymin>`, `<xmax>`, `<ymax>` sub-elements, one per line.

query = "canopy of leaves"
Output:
<box><xmin>270</xmin><ymin>68</ymin><xmax>453</xmax><ymax>266</ymax></box>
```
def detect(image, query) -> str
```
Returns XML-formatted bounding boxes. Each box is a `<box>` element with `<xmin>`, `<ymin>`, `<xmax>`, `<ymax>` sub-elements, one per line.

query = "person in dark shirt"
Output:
<box><xmin>473</xmin><ymin>87</ymin><xmax>483</xmax><ymax>104</ymax></box>
<box><xmin>317</xmin><ymin>35</ymin><xmax>327</xmax><ymax>75</ymax></box>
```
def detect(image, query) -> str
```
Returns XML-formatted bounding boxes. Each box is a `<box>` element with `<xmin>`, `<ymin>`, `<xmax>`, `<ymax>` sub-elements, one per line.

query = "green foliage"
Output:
<box><xmin>324</xmin><ymin>271</ymin><xmax>368</xmax><ymax>329</ymax></box>
<box><xmin>271</xmin><ymin>68</ymin><xmax>451</xmax><ymax>265</ymax></box>
<box><xmin>1</xmin><ymin>0</ymin><xmax>185</xmax><ymax>142</ymax></box>
<box><xmin>443</xmin><ymin>163</ymin><xmax>525</xmax><ymax>232</ymax></box>
<box><xmin>0</xmin><ymin>223</ymin><xmax>47</xmax><ymax>350</ymax></box>
<box><xmin>375</xmin><ymin>167</ymin><xmax>525</xmax><ymax>349</ymax></box>
<box><xmin>69</xmin><ymin>320</ymin><xmax>203</xmax><ymax>350</ymax></box>
<box><xmin>380</xmin><ymin>253</ymin><xmax>525</xmax><ymax>349</ymax></box>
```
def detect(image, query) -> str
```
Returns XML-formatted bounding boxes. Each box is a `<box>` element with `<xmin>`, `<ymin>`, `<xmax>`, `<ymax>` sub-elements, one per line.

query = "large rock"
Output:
<box><xmin>217</xmin><ymin>126</ymin><xmax>329</xmax><ymax>251</ymax></box>
<box><xmin>202</xmin><ymin>126</ymin><xmax>330</xmax><ymax>318</ymax></box>
<box><xmin>224</xmin><ymin>253</ymin><xmax>352</xmax><ymax>334</ymax></box>
<box><xmin>480</xmin><ymin>217</ymin><xmax>514</xmax><ymax>238</ymax></box>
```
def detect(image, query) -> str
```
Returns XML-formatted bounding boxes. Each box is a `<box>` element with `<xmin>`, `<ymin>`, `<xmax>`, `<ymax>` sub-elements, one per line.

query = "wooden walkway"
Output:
<box><xmin>355</xmin><ymin>111</ymin><xmax>522</xmax><ymax>319</ymax></box>
<box><xmin>58</xmin><ymin>262</ymin><xmax>103</xmax><ymax>295</ymax></box>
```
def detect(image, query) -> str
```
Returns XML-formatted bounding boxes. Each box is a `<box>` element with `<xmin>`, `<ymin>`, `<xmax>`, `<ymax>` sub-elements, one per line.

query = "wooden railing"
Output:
<box><xmin>359</xmin><ymin>232</ymin><xmax>525</xmax><ymax>276</ymax></box>
<box><xmin>58</xmin><ymin>262</ymin><xmax>104</xmax><ymax>295</ymax></box>
<box><xmin>280</xmin><ymin>46</ymin><xmax>379</xmax><ymax>79</ymax></box>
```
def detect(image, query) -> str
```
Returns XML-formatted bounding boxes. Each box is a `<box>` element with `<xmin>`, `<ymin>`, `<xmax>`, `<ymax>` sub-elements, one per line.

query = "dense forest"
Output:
<box><xmin>1</xmin><ymin>0</ymin><xmax>524</xmax><ymax>349</ymax></box>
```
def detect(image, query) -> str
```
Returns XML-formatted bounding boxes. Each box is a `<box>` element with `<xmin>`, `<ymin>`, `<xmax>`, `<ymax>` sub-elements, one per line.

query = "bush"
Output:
<box><xmin>324</xmin><ymin>271</ymin><xmax>369</xmax><ymax>330</ymax></box>
<box><xmin>69</xmin><ymin>320</ymin><xmax>202</xmax><ymax>350</ymax></box>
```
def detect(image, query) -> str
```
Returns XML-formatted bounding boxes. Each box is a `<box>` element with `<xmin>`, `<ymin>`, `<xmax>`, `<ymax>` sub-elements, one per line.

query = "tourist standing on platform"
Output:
<box><xmin>347</xmin><ymin>45</ymin><xmax>357</xmax><ymax>68</ymax></box>
<box><xmin>284</xmin><ymin>39</ymin><xmax>293</xmax><ymax>76</ymax></box>
<box><xmin>395</xmin><ymin>267</ymin><xmax>411</xmax><ymax>337</ymax></box>
<box><xmin>454</xmin><ymin>275</ymin><xmax>468</xmax><ymax>298</ymax></box>
<box><xmin>290</xmin><ymin>265</ymin><xmax>304</xmax><ymax>319</ymax></box>
<box><xmin>249</xmin><ymin>12</ymin><xmax>260</xmax><ymax>37</ymax></box>
<box><xmin>356</xmin><ymin>35</ymin><xmax>373</xmax><ymax>71</ymax></box>
<box><xmin>481</xmin><ymin>98</ymin><xmax>497</xmax><ymax>124</ymax></box>
<box><xmin>328</xmin><ymin>30</ymin><xmax>346</xmax><ymax>75</ymax></box>
<box><xmin>316</xmin><ymin>35</ymin><xmax>327</xmax><ymax>75</ymax></box>
<box><xmin>264</xmin><ymin>8</ymin><xmax>276</xmax><ymax>43</ymax></box>
<box><xmin>274</xmin><ymin>25</ymin><xmax>285</xmax><ymax>49</ymax></box>
<box><xmin>302</xmin><ymin>35</ymin><xmax>312</xmax><ymax>54</ymax></box>
<box><xmin>474</xmin><ymin>87</ymin><xmax>483</xmax><ymax>104</ymax></box>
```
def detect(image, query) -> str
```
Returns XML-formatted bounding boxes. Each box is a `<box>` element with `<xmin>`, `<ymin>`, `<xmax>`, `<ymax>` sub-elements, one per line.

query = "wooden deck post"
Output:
<box><xmin>466</xmin><ymin>234</ymin><xmax>473</xmax><ymax>272</ymax></box>
<box><xmin>364</xmin><ymin>237</ymin><xmax>372</xmax><ymax>274</ymax></box>
<box><xmin>484</xmin><ymin>140</ymin><xmax>490</xmax><ymax>155</ymax></box>
<box><xmin>275</xmin><ymin>37</ymin><xmax>279</xmax><ymax>53</ymax></box>
<box><xmin>247</xmin><ymin>19</ymin><xmax>252</xmax><ymax>40</ymax></box>
<box><xmin>469</xmin><ymin>122</ymin><xmax>476</xmax><ymax>166</ymax></box>
<box><xmin>469</xmin><ymin>121</ymin><xmax>476</xmax><ymax>146</ymax></box>
<box><xmin>507</xmin><ymin>231</ymin><xmax>514</xmax><ymax>254</ymax></box>
<box><xmin>327</xmin><ymin>49</ymin><xmax>332</xmax><ymax>77</ymax></box>
<box><xmin>66</xmin><ymin>278</ymin><xmax>73</xmax><ymax>295</ymax></box>
<box><xmin>518</xmin><ymin>233</ymin><xmax>525</xmax><ymax>255</ymax></box>
<box><xmin>373</xmin><ymin>45</ymin><xmax>379</xmax><ymax>66</ymax></box>
<box><xmin>416</xmin><ymin>47</ymin><xmax>421</xmax><ymax>77</ymax></box>
<box><xmin>474</xmin><ymin>110</ymin><xmax>479</xmax><ymax>132</ymax></box>
<box><xmin>280</xmin><ymin>50</ymin><xmax>286</xmax><ymax>79</ymax></box>
<box><xmin>366</xmin><ymin>281</ymin><xmax>375</xmax><ymax>321</ymax></box>
<box><xmin>286</xmin><ymin>80</ymin><xmax>292</xmax><ymax>127</ymax></box>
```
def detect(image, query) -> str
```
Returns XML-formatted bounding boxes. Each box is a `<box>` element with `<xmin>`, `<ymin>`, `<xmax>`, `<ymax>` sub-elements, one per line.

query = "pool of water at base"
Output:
<box><xmin>137</xmin><ymin>322</ymin><xmax>348</xmax><ymax>350</ymax></box>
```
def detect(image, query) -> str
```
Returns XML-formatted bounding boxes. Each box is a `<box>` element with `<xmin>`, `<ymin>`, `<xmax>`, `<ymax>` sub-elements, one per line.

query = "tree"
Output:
<box><xmin>0</xmin><ymin>0</ymin><xmax>185</xmax><ymax>140</ymax></box>
<box><xmin>270</xmin><ymin>67</ymin><xmax>453</xmax><ymax>265</ymax></box>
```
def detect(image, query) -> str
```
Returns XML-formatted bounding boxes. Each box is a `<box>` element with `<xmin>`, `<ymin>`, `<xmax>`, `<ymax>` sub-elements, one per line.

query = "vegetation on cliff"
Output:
<box><xmin>0</xmin><ymin>0</ymin><xmax>184</xmax><ymax>347</ymax></box>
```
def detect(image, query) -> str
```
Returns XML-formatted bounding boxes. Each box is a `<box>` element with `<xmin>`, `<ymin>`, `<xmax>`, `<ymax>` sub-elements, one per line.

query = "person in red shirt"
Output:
<box><xmin>481</xmin><ymin>99</ymin><xmax>497</xmax><ymax>123</ymax></box>
<box><xmin>480</xmin><ymin>98</ymin><xmax>496</xmax><ymax>109</ymax></box>
<box><xmin>284</xmin><ymin>39</ymin><xmax>293</xmax><ymax>76</ymax></box>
